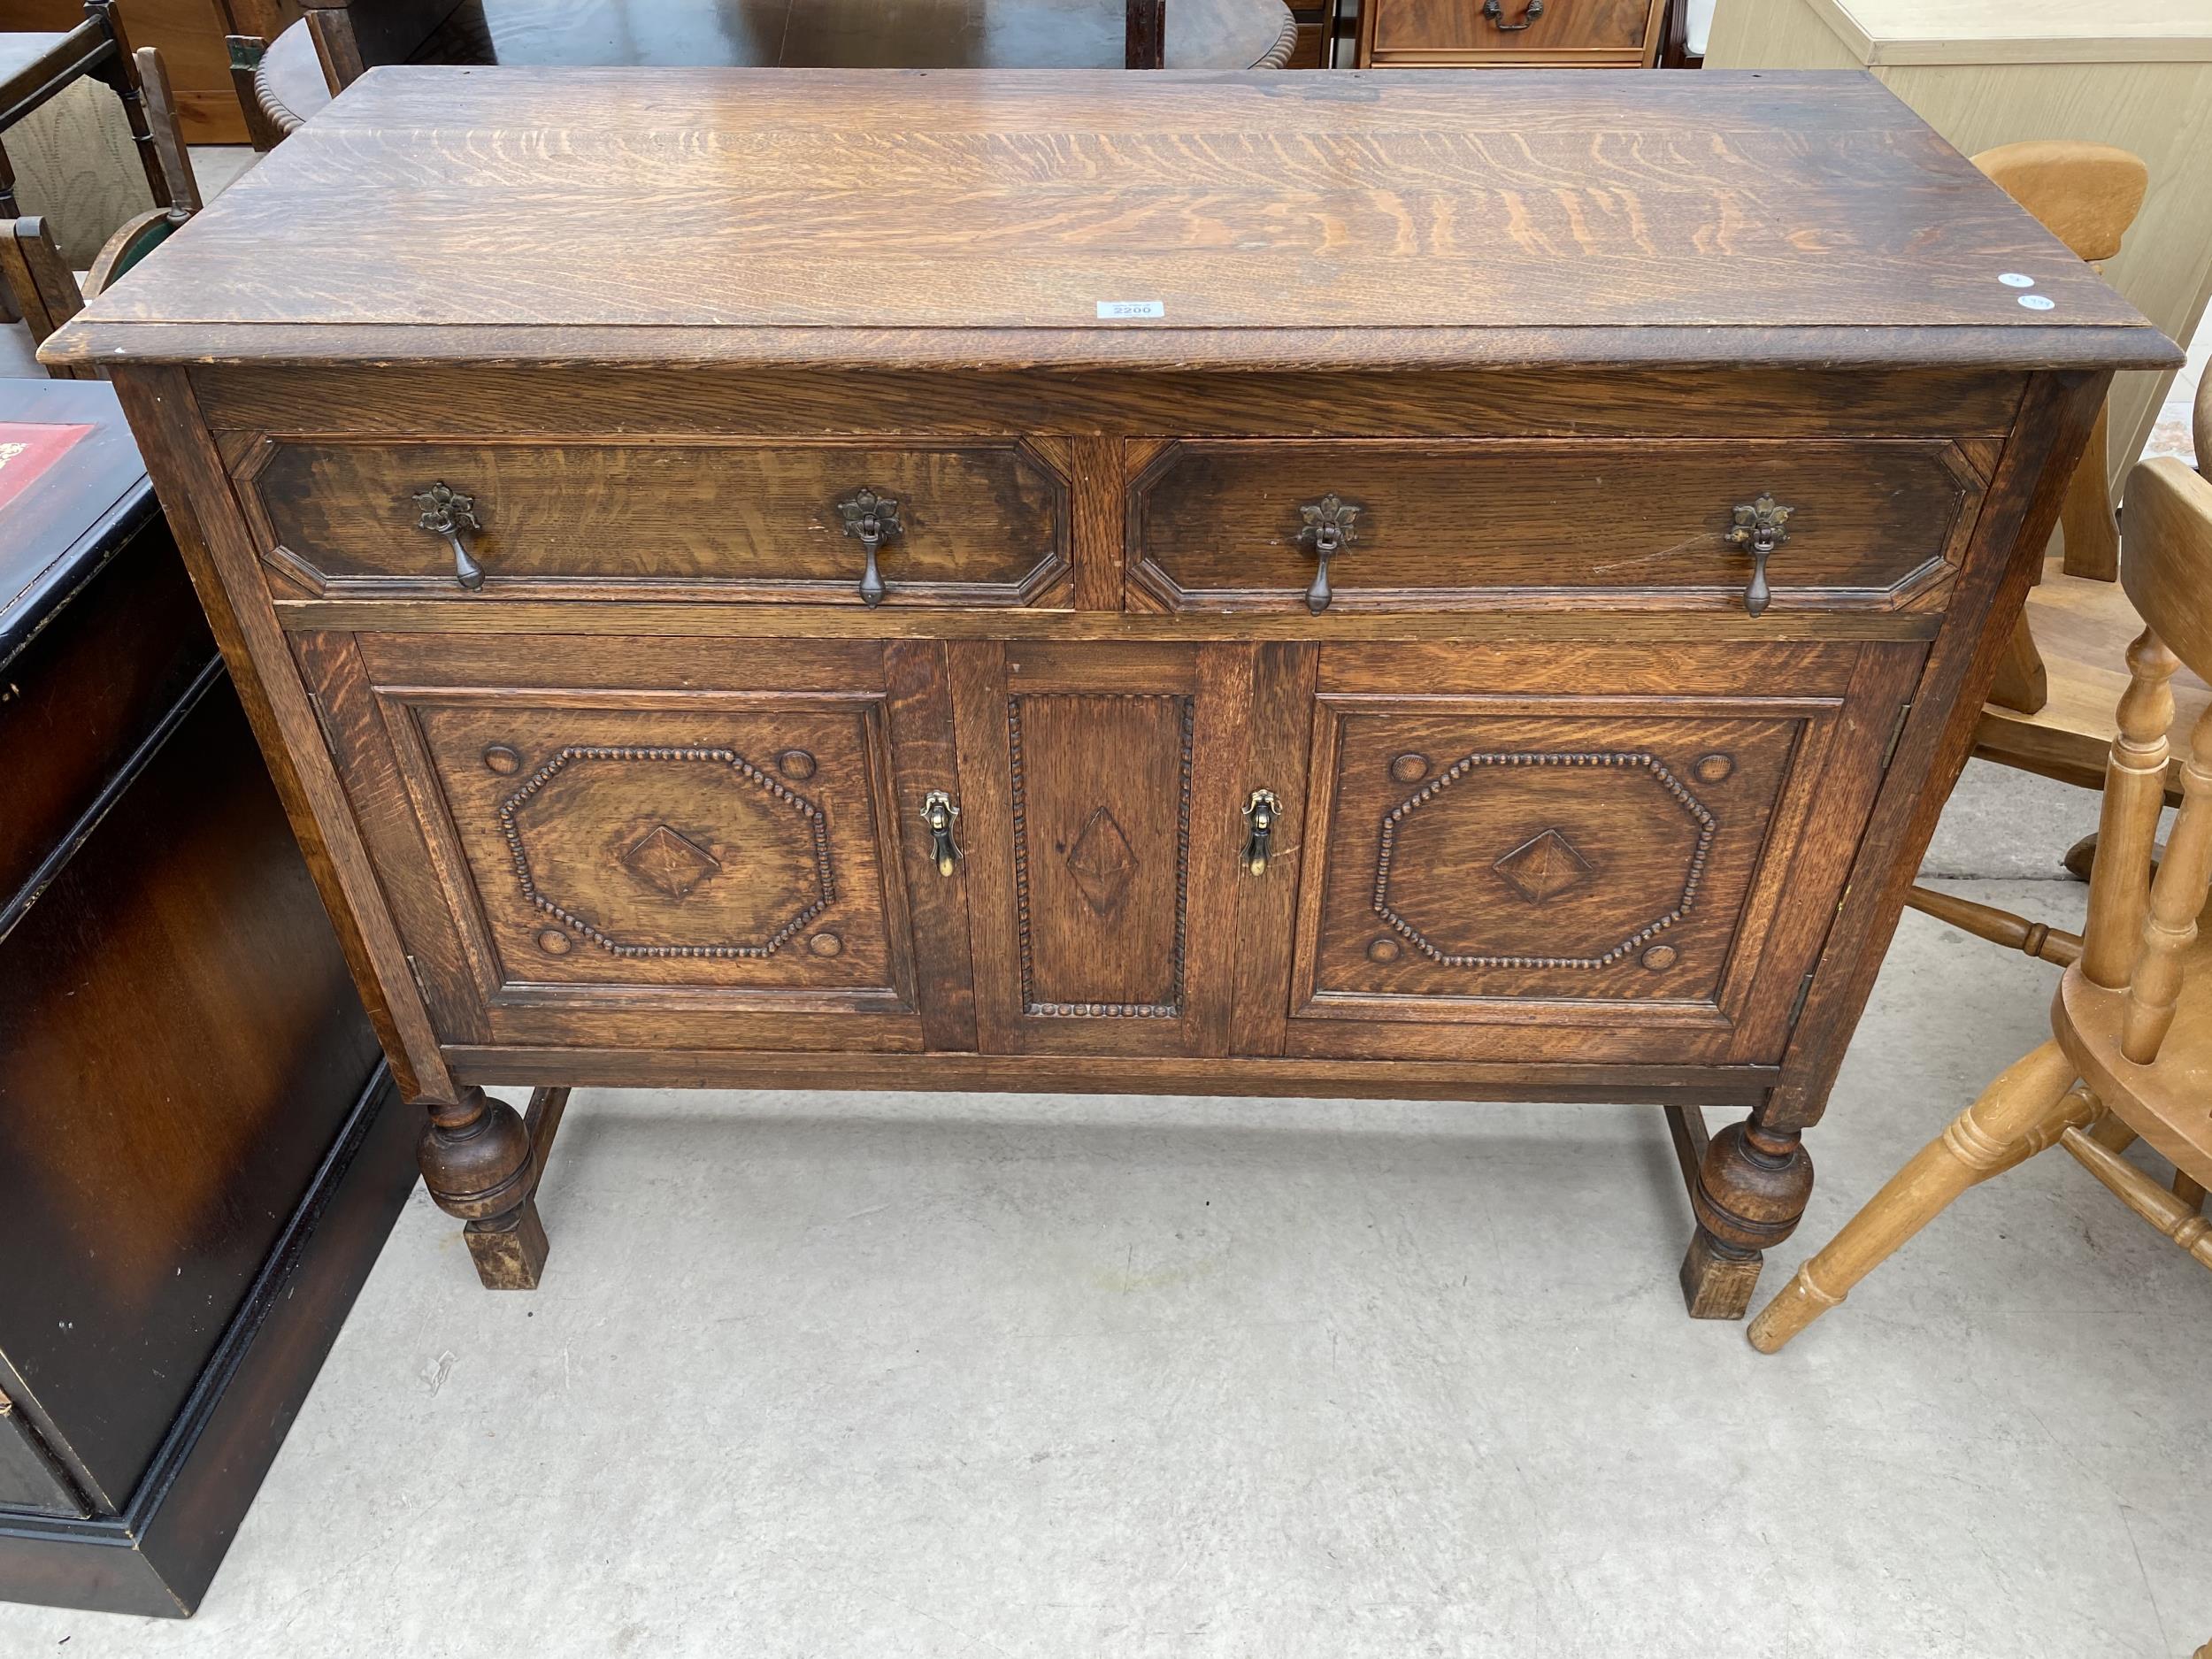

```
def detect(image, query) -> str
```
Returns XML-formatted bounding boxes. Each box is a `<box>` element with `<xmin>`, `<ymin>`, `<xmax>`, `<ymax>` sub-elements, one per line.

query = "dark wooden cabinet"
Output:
<box><xmin>47</xmin><ymin>69</ymin><xmax>2176</xmax><ymax>1328</ymax></box>
<box><xmin>0</xmin><ymin>380</ymin><xmax>413</xmax><ymax>1617</ymax></box>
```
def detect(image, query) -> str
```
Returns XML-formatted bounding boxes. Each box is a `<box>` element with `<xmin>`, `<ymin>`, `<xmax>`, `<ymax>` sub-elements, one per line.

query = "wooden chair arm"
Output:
<box><xmin>1</xmin><ymin>217</ymin><xmax>88</xmax><ymax>371</ymax></box>
<box><xmin>81</xmin><ymin>207</ymin><xmax>180</xmax><ymax>301</ymax></box>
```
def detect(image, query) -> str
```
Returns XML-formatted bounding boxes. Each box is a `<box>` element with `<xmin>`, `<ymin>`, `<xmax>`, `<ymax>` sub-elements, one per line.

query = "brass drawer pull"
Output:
<box><xmin>1481</xmin><ymin>0</ymin><xmax>1544</xmax><ymax>28</ymax></box>
<box><xmin>1294</xmin><ymin>493</ymin><xmax>1362</xmax><ymax>615</ymax></box>
<box><xmin>414</xmin><ymin>481</ymin><xmax>485</xmax><ymax>590</ymax></box>
<box><xmin>921</xmin><ymin>788</ymin><xmax>962</xmax><ymax>877</ymax></box>
<box><xmin>837</xmin><ymin>487</ymin><xmax>903</xmax><ymax>607</ymax></box>
<box><xmin>1243</xmin><ymin>788</ymin><xmax>1282</xmax><ymax>876</ymax></box>
<box><xmin>1726</xmin><ymin>494</ymin><xmax>1794</xmax><ymax>618</ymax></box>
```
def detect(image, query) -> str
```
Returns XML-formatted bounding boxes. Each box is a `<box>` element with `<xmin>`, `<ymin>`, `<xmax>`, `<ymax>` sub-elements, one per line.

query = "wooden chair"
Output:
<box><xmin>1</xmin><ymin>45</ymin><xmax>199</xmax><ymax>379</ymax></box>
<box><xmin>1749</xmin><ymin>446</ymin><xmax>2212</xmax><ymax>1354</ymax></box>
<box><xmin>1899</xmin><ymin>141</ymin><xmax>2188</xmax><ymax>962</ymax></box>
<box><xmin>1976</xmin><ymin>142</ymin><xmax>2151</xmax><ymax>586</ymax></box>
<box><xmin>0</xmin><ymin>1</ymin><xmax>169</xmax><ymax>225</ymax></box>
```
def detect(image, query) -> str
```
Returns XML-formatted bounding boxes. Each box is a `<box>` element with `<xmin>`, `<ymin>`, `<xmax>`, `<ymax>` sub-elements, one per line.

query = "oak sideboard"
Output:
<box><xmin>44</xmin><ymin>67</ymin><xmax>2176</xmax><ymax>1320</ymax></box>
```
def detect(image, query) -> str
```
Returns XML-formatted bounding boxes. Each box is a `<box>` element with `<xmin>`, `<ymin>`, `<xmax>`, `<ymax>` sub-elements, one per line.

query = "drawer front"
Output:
<box><xmin>1131</xmin><ymin>439</ymin><xmax>1982</xmax><ymax>615</ymax></box>
<box><xmin>243</xmin><ymin>438</ymin><xmax>1069</xmax><ymax>604</ymax></box>
<box><xmin>1366</xmin><ymin>0</ymin><xmax>1658</xmax><ymax>63</ymax></box>
<box><xmin>296</xmin><ymin>634</ymin><xmax>972</xmax><ymax>1055</ymax></box>
<box><xmin>1281</xmin><ymin>641</ymin><xmax>1925</xmax><ymax>1065</ymax></box>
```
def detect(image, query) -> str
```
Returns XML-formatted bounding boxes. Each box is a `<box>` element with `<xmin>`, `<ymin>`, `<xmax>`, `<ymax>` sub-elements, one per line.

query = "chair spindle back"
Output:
<box><xmin>2094</xmin><ymin>456</ymin><xmax>2212</xmax><ymax>1058</ymax></box>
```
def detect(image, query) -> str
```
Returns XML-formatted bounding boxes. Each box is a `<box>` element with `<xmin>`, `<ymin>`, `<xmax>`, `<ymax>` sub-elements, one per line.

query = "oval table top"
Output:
<box><xmin>259</xmin><ymin>0</ymin><xmax>1299</xmax><ymax>132</ymax></box>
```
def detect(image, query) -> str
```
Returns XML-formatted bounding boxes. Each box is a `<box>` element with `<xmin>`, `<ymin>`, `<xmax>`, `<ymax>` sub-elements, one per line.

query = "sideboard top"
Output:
<box><xmin>45</xmin><ymin>67</ymin><xmax>2177</xmax><ymax>373</ymax></box>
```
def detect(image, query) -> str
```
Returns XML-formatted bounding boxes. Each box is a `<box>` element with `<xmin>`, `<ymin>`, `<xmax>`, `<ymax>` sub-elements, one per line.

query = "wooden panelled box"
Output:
<box><xmin>44</xmin><ymin>68</ymin><xmax>2176</xmax><ymax>1320</ymax></box>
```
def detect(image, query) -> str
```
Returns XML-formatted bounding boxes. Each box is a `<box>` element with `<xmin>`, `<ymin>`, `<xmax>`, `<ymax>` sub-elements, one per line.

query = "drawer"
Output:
<box><xmin>1129</xmin><ymin>438</ymin><xmax>1984</xmax><ymax>615</ymax></box>
<box><xmin>240</xmin><ymin>438</ymin><xmax>1070</xmax><ymax>604</ymax></box>
<box><xmin>1364</xmin><ymin>0</ymin><xmax>1660</xmax><ymax>64</ymax></box>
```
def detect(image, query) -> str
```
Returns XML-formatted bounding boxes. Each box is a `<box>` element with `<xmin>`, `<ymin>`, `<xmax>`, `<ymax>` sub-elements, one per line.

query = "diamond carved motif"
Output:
<box><xmin>1065</xmin><ymin>806</ymin><xmax>1140</xmax><ymax>915</ymax></box>
<box><xmin>497</xmin><ymin>745</ymin><xmax>833</xmax><ymax>959</ymax></box>
<box><xmin>1491</xmin><ymin>827</ymin><xmax>1593</xmax><ymax>905</ymax></box>
<box><xmin>622</xmin><ymin>824</ymin><xmax>721</xmax><ymax>900</ymax></box>
<box><xmin>1371</xmin><ymin>749</ymin><xmax>1717</xmax><ymax>971</ymax></box>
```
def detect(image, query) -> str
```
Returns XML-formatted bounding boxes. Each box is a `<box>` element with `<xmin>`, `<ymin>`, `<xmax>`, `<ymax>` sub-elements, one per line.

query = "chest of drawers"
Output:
<box><xmin>1355</xmin><ymin>0</ymin><xmax>1666</xmax><ymax>67</ymax></box>
<box><xmin>47</xmin><ymin>66</ymin><xmax>2174</xmax><ymax>1321</ymax></box>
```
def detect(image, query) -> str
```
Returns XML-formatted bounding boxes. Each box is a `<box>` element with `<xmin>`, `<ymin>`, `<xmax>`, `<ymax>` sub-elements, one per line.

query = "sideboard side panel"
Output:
<box><xmin>107</xmin><ymin>367</ymin><xmax>449</xmax><ymax>1103</ymax></box>
<box><xmin>1770</xmin><ymin>368</ymin><xmax>2113</xmax><ymax>1128</ymax></box>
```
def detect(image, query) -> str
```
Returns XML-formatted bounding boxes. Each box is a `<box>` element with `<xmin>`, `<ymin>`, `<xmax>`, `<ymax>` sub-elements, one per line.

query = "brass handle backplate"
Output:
<box><xmin>838</xmin><ymin>487</ymin><xmax>903</xmax><ymax>607</ymax></box>
<box><xmin>1294</xmin><ymin>493</ymin><xmax>1362</xmax><ymax>615</ymax></box>
<box><xmin>1481</xmin><ymin>0</ymin><xmax>1544</xmax><ymax>28</ymax></box>
<box><xmin>414</xmin><ymin>480</ymin><xmax>484</xmax><ymax>590</ymax></box>
<box><xmin>1243</xmin><ymin>788</ymin><xmax>1282</xmax><ymax>877</ymax></box>
<box><xmin>921</xmin><ymin>788</ymin><xmax>961</xmax><ymax>878</ymax></box>
<box><xmin>1724</xmin><ymin>494</ymin><xmax>1794</xmax><ymax>618</ymax></box>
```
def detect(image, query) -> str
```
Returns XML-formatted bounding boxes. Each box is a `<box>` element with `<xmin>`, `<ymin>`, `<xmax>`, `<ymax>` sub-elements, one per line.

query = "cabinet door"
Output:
<box><xmin>1274</xmin><ymin>641</ymin><xmax>1924</xmax><ymax>1065</ymax></box>
<box><xmin>293</xmin><ymin>633</ymin><xmax>974</xmax><ymax>1056</ymax></box>
<box><xmin>949</xmin><ymin>641</ymin><xmax>1255</xmax><ymax>1056</ymax></box>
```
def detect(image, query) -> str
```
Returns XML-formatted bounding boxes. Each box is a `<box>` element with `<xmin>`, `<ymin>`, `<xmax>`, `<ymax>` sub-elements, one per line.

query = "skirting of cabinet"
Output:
<box><xmin>442</xmin><ymin>1045</ymin><xmax>1781</xmax><ymax>1105</ymax></box>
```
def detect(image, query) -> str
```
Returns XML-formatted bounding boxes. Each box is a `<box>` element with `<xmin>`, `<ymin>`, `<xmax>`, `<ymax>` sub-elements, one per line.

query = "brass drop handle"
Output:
<box><xmin>921</xmin><ymin>788</ymin><xmax>961</xmax><ymax>878</ymax></box>
<box><xmin>1724</xmin><ymin>494</ymin><xmax>1794</xmax><ymax>618</ymax></box>
<box><xmin>1243</xmin><ymin>788</ymin><xmax>1282</xmax><ymax>877</ymax></box>
<box><xmin>837</xmin><ymin>487</ymin><xmax>903</xmax><ymax>608</ymax></box>
<box><xmin>1294</xmin><ymin>493</ymin><xmax>1363</xmax><ymax>615</ymax></box>
<box><xmin>414</xmin><ymin>481</ymin><xmax>484</xmax><ymax>590</ymax></box>
<box><xmin>1482</xmin><ymin>0</ymin><xmax>1544</xmax><ymax>27</ymax></box>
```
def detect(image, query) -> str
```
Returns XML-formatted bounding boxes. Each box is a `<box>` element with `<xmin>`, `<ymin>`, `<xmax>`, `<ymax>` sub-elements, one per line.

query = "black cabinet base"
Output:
<box><xmin>0</xmin><ymin>1064</ymin><xmax>414</xmax><ymax>1617</ymax></box>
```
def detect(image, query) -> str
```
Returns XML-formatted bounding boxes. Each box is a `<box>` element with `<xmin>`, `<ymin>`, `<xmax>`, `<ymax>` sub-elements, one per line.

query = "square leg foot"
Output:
<box><xmin>465</xmin><ymin>1197</ymin><xmax>549</xmax><ymax>1290</ymax></box>
<box><xmin>1680</xmin><ymin>1233</ymin><xmax>1762</xmax><ymax>1320</ymax></box>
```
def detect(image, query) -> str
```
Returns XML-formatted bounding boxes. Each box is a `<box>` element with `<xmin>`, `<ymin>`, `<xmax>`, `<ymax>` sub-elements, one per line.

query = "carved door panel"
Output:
<box><xmin>1276</xmin><ymin>641</ymin><xmax>1925</xmax><ymax>1066</ymax></box>
<box><xmin>949</xmin><ymin>641</ymin><xmax>1256</xmax><ymax>1056</ymax></box>
<box><xmin>292</xmin><ymin>633</ymin><xmax>975</xmax><ymax>1056</ymax></box>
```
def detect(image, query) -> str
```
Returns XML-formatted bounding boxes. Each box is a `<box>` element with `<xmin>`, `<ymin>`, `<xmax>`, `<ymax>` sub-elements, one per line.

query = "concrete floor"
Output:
<box><xmin>3</xmin><ymin>760</ymin><xmax>2207</xmax><ymax>1655</ymax></box>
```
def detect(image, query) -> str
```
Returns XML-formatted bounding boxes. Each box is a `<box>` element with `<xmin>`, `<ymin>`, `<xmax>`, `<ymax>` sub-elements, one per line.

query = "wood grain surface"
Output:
<box><xmin>44</xmin><ymin>69</ymin><xmax>2177</xmax><ymax>372</ymax></box>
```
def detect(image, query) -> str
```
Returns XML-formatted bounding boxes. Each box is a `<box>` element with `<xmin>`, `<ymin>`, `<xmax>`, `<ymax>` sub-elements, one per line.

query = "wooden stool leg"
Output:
<box><xmin>419</xmin><ymin>1085</ymin><xmax>547</xmax><ymax>1289</ymax></box>
<box><xmin>1679</xmin><ymin>1102</ymin><xmax>1815</xmax><ymax>1320</ymax></box>
<box><xmin>1747</xmin><ymin>1043</ymin><xmax>2090</xmax><ymax>1353</ymax></box>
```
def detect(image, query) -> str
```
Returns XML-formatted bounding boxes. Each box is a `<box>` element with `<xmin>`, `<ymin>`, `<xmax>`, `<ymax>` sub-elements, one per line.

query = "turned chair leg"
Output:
<box><xmin>418</xmin><ymin>1085</ymin><xmax>548</xmax><ymax>1289</ymax></box>
<box><xmin>1747</xmin><ymin>1042</ymin><xmax>2093</xmax><ymax>1353</ymax></box>
<box><xmin>1679</xmin><ymin>1100</ymin><xmax>1815</xmax><ymax>1319</ymax></box>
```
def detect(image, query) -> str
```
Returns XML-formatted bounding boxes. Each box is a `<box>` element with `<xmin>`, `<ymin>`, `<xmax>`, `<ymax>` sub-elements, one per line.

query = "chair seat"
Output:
<box><xmin>1978</xmin><ymin>555</ymin><xmax>2212</xmax><ymax>793</ymax></box>
<box><xmin>2058</xmin><ymin>945</ymin><xmax>2212</xmax><ymax>1189</ymax></box>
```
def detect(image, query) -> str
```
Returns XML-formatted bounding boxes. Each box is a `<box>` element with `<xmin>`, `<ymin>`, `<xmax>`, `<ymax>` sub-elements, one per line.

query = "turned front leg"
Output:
<box><xmin>419</xmin><ymin>1085</ymin><xmax>547</xmax><ymax>1289</ymax></box>
<box><xmin>1679</xmin><ymin>1104</ymin><xmax>1815</xmax><ymax>1320</ymax></box>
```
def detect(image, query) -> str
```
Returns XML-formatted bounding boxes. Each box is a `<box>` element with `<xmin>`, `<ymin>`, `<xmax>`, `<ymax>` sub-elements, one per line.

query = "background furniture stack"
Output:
<box><xmin>0</xmin><ymin>0</ymin><xmax>175</xmax><ymax>337</ymax></box>
<box><xmin>1704</xmin><ymin>0</ymin><xmax>2212</xmax><ymax>505</ymax></box>
<box><xmin>4</xmin><ymin>36</ymin><xmax>199</xmax><ymax>369</ymax></box>
<box><xmin>242</xmin><ymin>0</ymin><xmax>1300</xmax><ymax>141</ymax></box>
